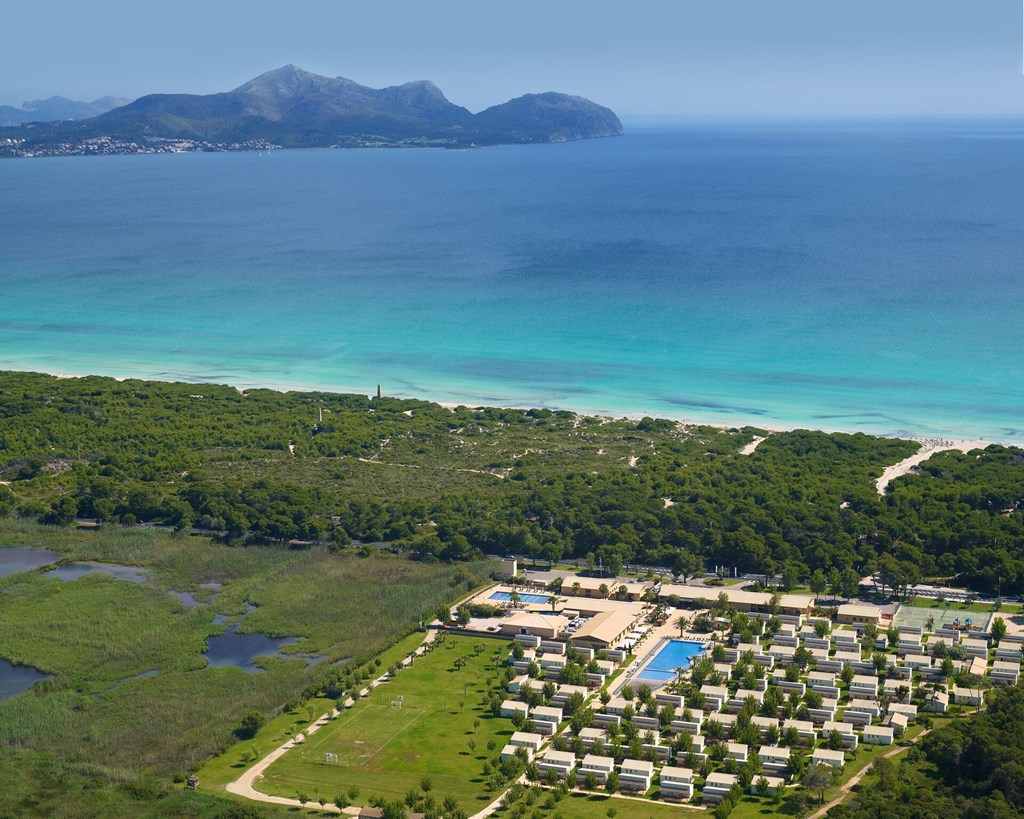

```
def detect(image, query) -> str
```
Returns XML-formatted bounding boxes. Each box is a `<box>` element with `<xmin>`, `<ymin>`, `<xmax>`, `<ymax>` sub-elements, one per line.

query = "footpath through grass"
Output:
<box><xmin>257</xmin><ymin>635</ymin><xmax>513</xmax><ymax>813</ymax></box>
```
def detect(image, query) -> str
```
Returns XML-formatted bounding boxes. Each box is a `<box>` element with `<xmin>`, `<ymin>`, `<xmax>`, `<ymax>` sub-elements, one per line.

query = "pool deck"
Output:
<box><xmin>632</xmin><ymin>637</ymin><xmax>706</xmax><ymax>684</ymax></box>
<box><xmin>611</xmin><ymin>615</ymin><xmax>713</xmax><ymax>694</ymax></box>
<box><xmin>487</xmin><ymin>590</ymin><xmax>555</xmax><ymax>605</ymax></box>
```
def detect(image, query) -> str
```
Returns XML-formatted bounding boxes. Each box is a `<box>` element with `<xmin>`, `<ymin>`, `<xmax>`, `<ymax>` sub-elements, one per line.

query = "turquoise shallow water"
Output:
<box><xmin>2</xmin><ymin>120</ymin><xmax>1023</xmax><ymax>440</ymax></box>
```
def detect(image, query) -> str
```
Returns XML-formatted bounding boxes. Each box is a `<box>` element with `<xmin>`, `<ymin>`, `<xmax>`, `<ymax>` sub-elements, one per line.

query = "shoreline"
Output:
<box><xmin>24</xmin><ymin>366</ymin><xmax>1021</xmax><ymax>449</ymax></box>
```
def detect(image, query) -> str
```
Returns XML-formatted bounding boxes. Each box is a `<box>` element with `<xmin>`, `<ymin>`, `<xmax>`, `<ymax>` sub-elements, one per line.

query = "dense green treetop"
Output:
<box><xmin>828</xmin><ymin>686</ymin><xmax>1024</xmax><ymax>818</ymax></box>
<box><xmin>2</xmin><ymin>370</ymin><xmax>1023</xmax><ymax>591</ymax></box>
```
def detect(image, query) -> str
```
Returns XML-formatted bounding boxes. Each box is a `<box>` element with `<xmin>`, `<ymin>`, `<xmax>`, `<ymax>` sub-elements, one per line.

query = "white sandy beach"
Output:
<box><xmin>14</xmin><ymin>367</ymin><xmax>1022</xmax><ymax>450</ymax></box>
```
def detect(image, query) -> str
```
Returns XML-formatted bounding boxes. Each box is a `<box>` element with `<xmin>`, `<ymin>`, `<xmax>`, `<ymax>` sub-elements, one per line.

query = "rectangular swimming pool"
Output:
<box><xmin>636</xmin><ymin>639</ymin><xmax>704</xmax><ymax>682</ymax></box>
<box><xmin>489</xmin><ymin>591</ymin><xmax>553</xmax><ymax>605</ymax></box>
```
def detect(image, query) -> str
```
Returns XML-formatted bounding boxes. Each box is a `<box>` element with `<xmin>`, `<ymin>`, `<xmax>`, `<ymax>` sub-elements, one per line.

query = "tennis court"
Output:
<box><xmin>893</xmin><ymin>604</ymin><xmax>991</xmax><ymax>632</ymax></box>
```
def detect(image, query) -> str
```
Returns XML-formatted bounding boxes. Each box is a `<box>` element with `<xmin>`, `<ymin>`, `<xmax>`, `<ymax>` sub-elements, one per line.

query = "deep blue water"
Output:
<box><xmin>637</xmin><ymin>639</ymin><xmax>705</xmax><ymax>682</ymax></box>
<box><xmin>2</xmin><ymin>120</ymin><xmax>1023</xmax><ymax>440</ymax></box>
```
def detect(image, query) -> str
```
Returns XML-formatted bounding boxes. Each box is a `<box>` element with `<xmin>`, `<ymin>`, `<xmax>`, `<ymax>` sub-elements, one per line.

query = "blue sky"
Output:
<box><xmin>4</xmin><ymin>0</ymin><xmax>1023</xmax><ymax>116</ymax></box>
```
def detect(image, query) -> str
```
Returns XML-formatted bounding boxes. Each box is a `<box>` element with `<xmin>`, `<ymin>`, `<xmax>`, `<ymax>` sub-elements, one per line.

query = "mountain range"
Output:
<box><xmin>0</xmin><ymin>95</ymin><xmax>131</xmax><ymax>126</ymax></box>
<box><xmin>0</xmin><ymin>66</ymin><xmax>622</xmax><ymax>155</ymax></box>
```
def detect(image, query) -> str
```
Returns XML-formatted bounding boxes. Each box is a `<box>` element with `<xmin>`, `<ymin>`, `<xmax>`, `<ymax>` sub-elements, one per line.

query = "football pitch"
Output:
<box><xmin>307</xmin><ymin>698</ymin><xmax>427</xmax><ymax>766</ymax></box>
<box><xmin>257</xmin><ymin>635</ymin><xmax>514</xmax><ymax>811</ymax></box>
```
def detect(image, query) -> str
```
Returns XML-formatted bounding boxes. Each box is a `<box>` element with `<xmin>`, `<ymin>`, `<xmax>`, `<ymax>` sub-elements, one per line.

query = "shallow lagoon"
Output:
<box><xmin>204</xmin><ymin>624</ymin><xmax>300</xmax><ymax>673</ymax></box>
<box><xmin>44</xmin><ymin>562</ymin><xmax>148</xmax><ymax>582</ymax></box>
<box><xmin>205</xmin><ymin>600</ymin><xmax>326</xmax><ymax>672</ymax></box>
<box><xmin>0</xmin><ymin>658</ymin><xmax>52</xmax><ymax>699</ymax></box>
<box><xmin>169</xmin><ymin>581</ymin><xmax>222</xmax><ymax>608</ymax></box>
<box><xmin>0</xmin><ymin>547</ymin><xmax>58</xmax><ymax>578</ymax></box>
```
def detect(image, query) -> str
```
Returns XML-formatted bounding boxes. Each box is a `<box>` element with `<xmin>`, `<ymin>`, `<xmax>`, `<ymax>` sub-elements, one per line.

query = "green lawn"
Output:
<box><xmin>257</xmin><ymin>635</ymin><xmax>514</xmax><ymax>813</ymax></box>
<box><xmin>728</xmin><ymin>795</ymin><xmax>787</xmax><ymax>818</ymax></box>
<box><xmin>491</xmin><ymin>788</ymin><xmax>702</xmax><ymax>819</ymax></box>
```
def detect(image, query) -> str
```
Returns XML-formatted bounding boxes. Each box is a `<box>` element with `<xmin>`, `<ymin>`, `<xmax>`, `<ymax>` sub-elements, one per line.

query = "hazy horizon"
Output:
<box><xmin>3</xmin><ymin>0</ymin><xmax>1024</xmax><ymax>118</ymax></box>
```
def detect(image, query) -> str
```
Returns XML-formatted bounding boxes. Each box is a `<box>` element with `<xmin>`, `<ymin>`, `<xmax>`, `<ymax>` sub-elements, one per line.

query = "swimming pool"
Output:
<box><xmin>489</xmin><ymin>591</ymin><xmax>553</xmax><ymax>605</ymax></box>
<box><xmin>636</xmin><ymin>640</ymin><xmax>704</xmax><ymax>682</ymax></box>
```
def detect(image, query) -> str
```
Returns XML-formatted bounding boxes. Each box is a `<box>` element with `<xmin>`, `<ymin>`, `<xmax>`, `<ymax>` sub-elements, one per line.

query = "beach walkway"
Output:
<box><xmin>874</xmin><ymin>440</ymin><xmax>987</xmax><ymax>495</ymax></box>
<box><xmin>739</xmin><ymin>435</ymin><xmax>768</xmax><ymax>455</ymax></box>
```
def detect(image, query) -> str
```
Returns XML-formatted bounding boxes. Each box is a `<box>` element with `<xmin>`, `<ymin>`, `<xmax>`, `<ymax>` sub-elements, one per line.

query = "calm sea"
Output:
<box><xmin>2</xmin><ymin>120</ymin><xmax>1023</xmax><ymax>440</ymax></box>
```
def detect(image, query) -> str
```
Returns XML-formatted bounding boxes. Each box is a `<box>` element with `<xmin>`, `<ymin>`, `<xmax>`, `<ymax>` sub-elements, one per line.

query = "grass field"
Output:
<box><xmin>490</xmin><ymin>788</ymin><xmax>700</xmax><ymax>819</ymax></box>
<box><xmin>257</xmin><ymin>635</ymin><xmax>514</xmax><ymax>813</ymax></box>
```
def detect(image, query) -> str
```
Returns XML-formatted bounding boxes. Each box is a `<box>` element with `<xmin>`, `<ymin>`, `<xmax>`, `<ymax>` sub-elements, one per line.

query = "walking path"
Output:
<box><xmin>807</xmin><ymin>727</ymin><xmax>933</xmax><ymax>819</ymax></box>
<box><xmin>739</xmin><ymin>435</ymin><xmax>768</xmax><ymax>455</ymax></box>
<box><xmin>226</xmin><ymin>627</ymin><xmax>444</xmax><ymax>813</ymax></box>
<box><xmin>875</xmin><ymin>440</ymin><xmax>986</xmax><ymax>495</ymax></box>
<box><xmin>469</xmin><ymin>774</ymin><xmax>527</xmax><ymax>819</ymax></box>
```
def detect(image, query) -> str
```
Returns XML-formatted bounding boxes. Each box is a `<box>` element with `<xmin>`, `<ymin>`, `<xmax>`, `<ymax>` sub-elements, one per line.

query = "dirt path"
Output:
<box><xmin>469</xmin><ymin>773</ymin><xmax>527</xmax><ymax>819</ymax></box>
<box><xmin>226</xmin><ymin>628</ymin><xmax>444</xmax><ymax>813</ymax></box>
<box><xmin>739</xmin><ymin>435</ymin><xmax>768</xmax><ymax>455</ymax></box>
<box><xmin>807</xmin><ymin>728</ymin><xmax>933</xmax><ymax>819</ymax></box>
<box><xmin>875</xmin><ymin>440</ymin><xmax>986</xmax><ymax>495</ymax></box>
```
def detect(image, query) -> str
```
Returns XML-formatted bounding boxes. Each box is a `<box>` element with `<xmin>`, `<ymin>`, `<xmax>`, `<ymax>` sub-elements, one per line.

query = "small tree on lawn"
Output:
<box><xmin>886</xmin><ymin>624</ymin><xmax>900</xmax><ymax>648</ymax></box>
<box><xmin>802</xmin><ymin>763</ymin><xmax>835</xmax><ymax>805</ymax></box>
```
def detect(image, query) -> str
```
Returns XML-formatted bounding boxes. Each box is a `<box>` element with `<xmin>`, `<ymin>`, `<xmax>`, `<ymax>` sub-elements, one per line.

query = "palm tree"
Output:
<box><xmin>548</xmin><ymin>595</ymin><xmax>560</xmax><ymax>613</ymax></box>
<box><xmin>673</xmin><ymin>613</ymin><xmax>690</xmax><ymax>637</ymax></box>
